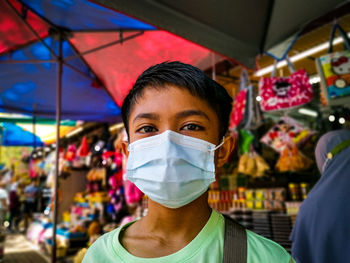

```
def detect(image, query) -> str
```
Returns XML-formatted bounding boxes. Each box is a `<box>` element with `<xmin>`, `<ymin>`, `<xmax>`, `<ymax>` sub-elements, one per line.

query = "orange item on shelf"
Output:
<box><xmin>276</xmin><ymin>145</ymin><xmax>313</xmax><ymax>172</ymax></box>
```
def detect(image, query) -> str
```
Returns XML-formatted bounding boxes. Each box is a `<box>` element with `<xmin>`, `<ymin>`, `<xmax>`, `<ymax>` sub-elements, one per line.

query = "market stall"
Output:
<box><xmin>0</xmin><ymin>1</ymin><xmax>349</xmax><ymax>262</ymax></box>
<box><xmin>23</xmin><ymin>123</ymin><xmax>145</xmax><ymax>260</ymax></box>
<box><xmin>0</xmin><ymin>1</ymin><xmax>222</xmax><ymax>261</ymax></box>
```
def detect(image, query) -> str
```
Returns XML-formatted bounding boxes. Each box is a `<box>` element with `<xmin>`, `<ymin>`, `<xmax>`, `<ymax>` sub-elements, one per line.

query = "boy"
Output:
<box><xmin>83</xmin><ymin>61</ymin><xmax>294</xmax><ymax>262</ymax></box>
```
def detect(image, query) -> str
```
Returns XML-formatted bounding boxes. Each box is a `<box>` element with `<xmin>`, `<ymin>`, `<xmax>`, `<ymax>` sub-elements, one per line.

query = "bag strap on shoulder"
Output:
<box><xmin>223</xmin><ymin>214</ymin><xmax>247</xmax><ymax>263</ymax></box>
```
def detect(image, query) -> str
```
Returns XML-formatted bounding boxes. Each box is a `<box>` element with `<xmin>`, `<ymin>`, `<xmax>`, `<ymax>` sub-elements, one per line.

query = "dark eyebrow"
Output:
<box><xmin>175</xmin><ymin>110</ymin><xmax>210</xmax><ymax>121</ymax></box>
<box><xmin>133</xmin><ymin>113</ymin><xmax>160</xmax><ymax>124</ymax></box>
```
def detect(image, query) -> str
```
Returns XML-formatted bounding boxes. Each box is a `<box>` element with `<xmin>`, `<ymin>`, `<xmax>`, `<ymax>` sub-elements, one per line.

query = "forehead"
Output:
<box><xmin>129</xmin><ymin>85</ymin><xmax>216</xmax><ymax>118</ymax></box>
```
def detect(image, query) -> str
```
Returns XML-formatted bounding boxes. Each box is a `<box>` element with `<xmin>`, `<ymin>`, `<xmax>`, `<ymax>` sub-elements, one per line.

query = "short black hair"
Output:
<box><xmin>121</xmin><ymin>61</ymin><xmax>233</xmax><ymax>139</ymax></box>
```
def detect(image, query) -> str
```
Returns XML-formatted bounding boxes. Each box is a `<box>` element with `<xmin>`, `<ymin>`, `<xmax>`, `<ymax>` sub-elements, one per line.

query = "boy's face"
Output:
<box><xmin>124</xmin><ymin>84</ymin><xmax>234</xmax><ymax>169</ymax></box>
<box><xmin>127</xmin><ymin>85</ymin><xmax>220</xmax><ymax>145</ymax></box>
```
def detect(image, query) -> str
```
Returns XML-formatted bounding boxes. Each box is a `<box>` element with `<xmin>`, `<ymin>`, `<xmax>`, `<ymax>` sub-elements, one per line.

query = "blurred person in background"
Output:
<box><xmin>291</xmin><ymin>129</ymin><xmax>350</xmax><ymax>263</ymax></box>
<box><xmin>0</xmin><ymin>180</ymin><xmax>8</xmax><ymax>228</ymax></box>
<box><xmin>8</xmin><ymin>180</ymin><xmax>20</xmax><ymax>232</ymax></box>
<box><xmin>24</xmin><ymin>179</ymin><xmax>38</xmax><ymax>229</ymax></box>
<box><xmin>17</xmin><ymin>181</ymin><xmax>27</xmax><ymax>232</ymax></box>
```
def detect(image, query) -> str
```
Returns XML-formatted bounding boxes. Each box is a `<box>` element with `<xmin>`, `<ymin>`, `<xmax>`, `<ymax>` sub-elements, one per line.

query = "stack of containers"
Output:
<box><xmin>251</xmin><ymin>210</ymin><xmax>274</xmax><ymax>239</ymax></box>
<box><xmin>270</xmin><ymin>214</ymin><xmax>293</xmax><ymax>252</ymax></box>
<box><xmin>230</xmin><ymin>209</ymin><xmax>253</xmax><ymax>229</ymax></box>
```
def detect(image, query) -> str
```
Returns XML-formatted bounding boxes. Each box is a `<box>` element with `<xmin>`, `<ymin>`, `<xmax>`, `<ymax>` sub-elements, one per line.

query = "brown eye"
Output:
<box><xmin>181</xmin><ymin>124</ymin><xmax>204</xmax><ymax>131</ymax></box>
<box><xmin>137</xmin><ymin>126</ymin><xmax>157</xmax><ymax>133</ymax></box>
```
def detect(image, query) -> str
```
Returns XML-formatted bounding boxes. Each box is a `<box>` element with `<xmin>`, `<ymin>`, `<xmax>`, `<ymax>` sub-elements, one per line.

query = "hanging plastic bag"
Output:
<box><xmin>254</xmin><ymin>153</ymin><xmax>270</xmax><ymax>177</ymax></box>
<box><xmin>276</xmin><ymin>145</ymin><xmax>313</xmax><ymax>172</ymax></box>
<box><xmin>259</xmin><ymin>57</ymin><xmax>313</xmax><ymax>111</ymax></box>
<box><xmin>316</xmin><ymin>22</ymin><xmax>350</xmax><ymax>106</ymax></box>
<box><xmin>238</xmin><ymin>152</ymin><xmax>255</xmax><ymax>176</ymax></box>
<box><xmin>238</xmin><ymin>150</ymin><xmax>269</xmax><ymax>177</ymax></box>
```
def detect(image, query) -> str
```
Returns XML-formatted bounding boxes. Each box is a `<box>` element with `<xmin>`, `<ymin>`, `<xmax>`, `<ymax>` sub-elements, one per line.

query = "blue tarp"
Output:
<box><xmin>0</xmin><ymin>122</ymin><xmax>43</xmax><ymax>146</ymax></box>
<box><xmin>0</xmin><ymin>0</ymin><xmax>213</xmax><ymax>122</ymax></box>
<box><xmin>21</xmin><ymin>0</ymin><xmax>155</xmax><ymax>31</ymax></box>
<box><xmin>0</xmin><ymin>0</ymin><xmax>155</xmax><ymax>122</ymax></box>
<box><xmin>0</xmin><ymin>36</ymin><xmax>121</xmax><ymax>122</ymax></box>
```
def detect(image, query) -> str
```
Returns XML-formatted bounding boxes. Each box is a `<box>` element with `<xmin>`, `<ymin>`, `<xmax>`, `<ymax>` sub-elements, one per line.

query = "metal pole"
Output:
<box><xmin>52</xmin><ymin>34</ymin><xmax>63</xmax><ymax>263</ymax></box>
<box><xmin>64</xmin><ymin>31</ymin><xmax>143</xmax><ymax>61</ymax></box>
<box><xmin>0</xmin><ymin>127</ymin><xmax>3</xmax><ymax>164</ymax></box>
<box><xmin>5</xmin><ymin>0</ymin><xmax>58</xmax><ymax>59</ymax></box>
<box><xmin>33</xmin><ymin>112</ymin><xmax>37</xmax><ymax>150</ymax></box>
<box><xmin>0</xmin><ymin>60</ymin><xmax>57</xmax><ymax>64</ymax></box>
<box><xmin>211</xmin><ymin>52</ymin><xmax>216</xmax><ymax>81</ymax></box>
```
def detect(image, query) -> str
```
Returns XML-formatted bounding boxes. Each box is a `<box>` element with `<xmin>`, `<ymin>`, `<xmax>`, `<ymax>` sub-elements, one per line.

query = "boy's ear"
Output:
<box><xmin>121</xmin><ymin>141</ymin><xmax>129</xmax><ymax>158</ymax></box>
<box><xmin>216</xmin><ymin>134</ymin><xmax>235</xmax><ymax>168</ymax></box>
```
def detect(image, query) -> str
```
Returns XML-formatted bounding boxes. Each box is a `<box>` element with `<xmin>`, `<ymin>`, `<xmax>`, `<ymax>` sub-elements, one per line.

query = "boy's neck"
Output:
<box><xmin>119</xmin><ymin>192</ymin><xmax>212</xmax><ymax>258</ymax></box>
<box><xmin>141</xmin><ymin>192</ymin><xmax>211</xmax><ymax>239</ymax></box>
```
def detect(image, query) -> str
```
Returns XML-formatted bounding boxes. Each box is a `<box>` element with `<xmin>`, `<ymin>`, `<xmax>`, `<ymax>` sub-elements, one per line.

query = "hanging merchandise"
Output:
<box><xmin>254</xmin><ymin>153</ymin><xmax>270</xmax><ymax>177</ymax></box>
<box><xmin>65</xmin><ymin>144</ymin><xmax>77</xmax><ymax>161</ymax></box>
<box><xmin>107</xmin><ymin>150</ymin><xmax>125</xmax><ymax>219</ymax></box>
<box><xmin>259</xmin><ymin>57</ymin><xmax>313</xmax><ymax>111</ymax></box>
<box><xmin>92</xmin><ymin>140</ymin><xmax>105</xmax><ymax>155</ymax></box>
<box><xmin>102</xmin><ymin>150</ymin><xmax>115</xmax><ymax>167</ymax></box>
<box><xmin>124</xmin><ymin>179</ymin><xmax>144</xmax><ymax>205</ymax></box>
<box><xmin>77</xmin><ymin>136</ymin><xmax>90</xmax><ymax>157</ymax></box>
<box><xmin>120</xmin><ymin>132</ymin><xmax>143</xmax><ymax>205</ymax></box>
<box><xmin>75</xmin><ymin>136</ymin><xmax>91</xmax><ymax>168</ymax></box>
<box><xmin>275</xmin><ymin>145</ymin><xmax>313</xmax><ymax>172</ymax></box>
<box><xmin>239</xmin><ymin>129</ymin><xmax>255</xmax><ymax>154</ymax></box>
<box><xmin>86</xmin><ymin>168</ymin><xmax>106</xmax><ymax>183</ymax></box>
<box><xmin>107</xmin><ymin>186</ymin><xmax>125</xmax><ymax>217</ymax></box>
<box><xmin>260</xmin><ymin>116</ymin><xmax>315</xmax><ymax>153</ymax></box>
<box><xmin>230</xmin><ymin>68</ymin><xmax>263</xmax><ymax>130</ymax></box>
<box><xmin>43</xmin><ymin>151</ymin><xmax>55</xmax><ymax>175</ymax></box>
<box><xmin>238</xmin><ymin>149</ymin><xmax>270</xmax><ymax>177</ymax></box>
<box><xmin>229</xmin><ymin>69</ymin><xmax>249</xmax><ymax>129</ymax></box>
<box><xmin>65</xmin><ymin>144</ymin><xmax>78</xmax><ymax>167</ymax></box>
<box><xmin>244</xmin><ymin>85</ymin><xmax>264</xmax><ymax>130</ymax></box>
<box><xmin>316</xmin><ymin>22</ymin><xmax>350</xmax><ymax>106</ymax></box>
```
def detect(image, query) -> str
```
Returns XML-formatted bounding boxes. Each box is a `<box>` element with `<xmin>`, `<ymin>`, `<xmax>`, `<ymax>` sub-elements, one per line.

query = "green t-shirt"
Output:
<box><xmin>83</xmin><ymin>210</ymin><xmax>295</xmax><ymax>263</ymax></box>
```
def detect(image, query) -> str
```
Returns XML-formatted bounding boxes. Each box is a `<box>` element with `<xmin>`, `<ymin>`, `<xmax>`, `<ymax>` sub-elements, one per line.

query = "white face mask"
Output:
<box><xmin>126</xmin><ymin>130</ymin><xmax>224</xmax><ymax>209</ymax></box>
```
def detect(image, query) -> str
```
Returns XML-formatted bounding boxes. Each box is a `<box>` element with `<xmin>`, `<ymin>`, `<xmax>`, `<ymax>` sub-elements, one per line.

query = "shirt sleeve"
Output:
<box><xmin>82</xmin><ymin>229</ymin><xmax>119</xmax><ymax>263</ymax></box>
<box><xmin>82</xmin><ymin>238</ymin><xmax>103</xmax><ymax>263</ymax></box>
<box><xmin>246</xmin><ymin>230</ymin><xmax>296</xmax><ymax>263</ymax></box>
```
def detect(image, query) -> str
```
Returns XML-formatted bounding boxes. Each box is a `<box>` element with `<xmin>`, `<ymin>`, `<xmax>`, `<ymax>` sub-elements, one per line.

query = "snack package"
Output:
<box><xmin>254</xmin><ymin>154</ymin><xmax>270</xmax><ymax>177</ymax></box>
<box><xmin>260</xmin><ymin>116</ymin><xmax>315</xmax><ymax>152</ymax></box>
<box><xmin>275</xmin><ymin>145</ymin><xmax>313</xmax><ymax>172</ymax></box>
<box><xmin>238</xmin><ymin>151</ymin><xmax>269</xmax><ymax>177</ymax></box>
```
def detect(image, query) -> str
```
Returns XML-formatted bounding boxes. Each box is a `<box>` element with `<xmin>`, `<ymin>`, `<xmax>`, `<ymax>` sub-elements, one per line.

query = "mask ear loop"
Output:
<box><xmin>210</xmin><ymin>136</ymin><xmax>226</xmax><ymax>152</ymax></box>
